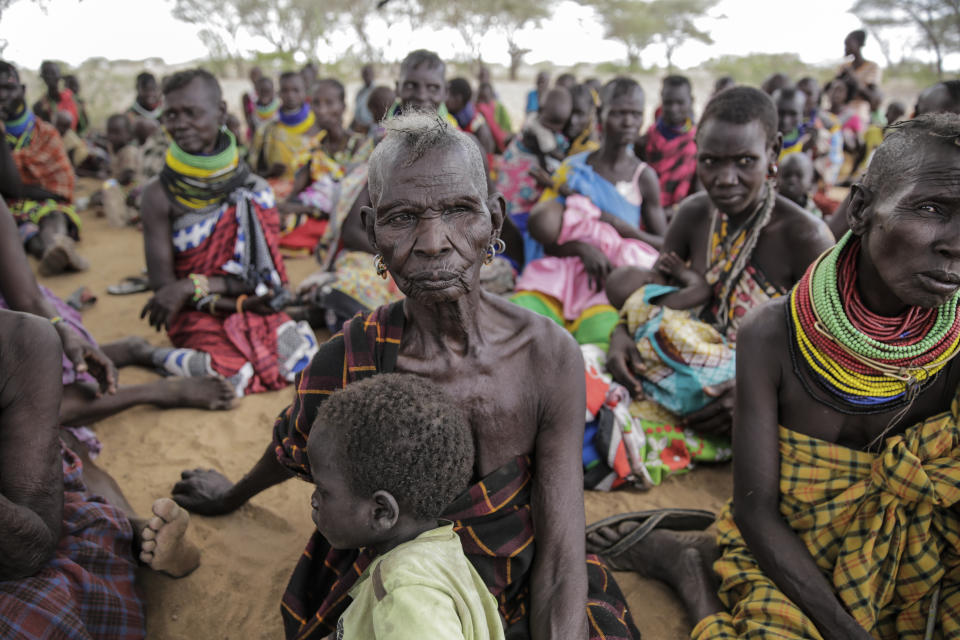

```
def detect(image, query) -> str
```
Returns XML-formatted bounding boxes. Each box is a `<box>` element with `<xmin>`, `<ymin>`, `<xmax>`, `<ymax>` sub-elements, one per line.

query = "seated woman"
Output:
<box><xmin>600</xmin><ymin>86</ymin><xmax>833</xmax><ymax>486</ymax></box>
<box><xmin>278</xmin><ymin>78</ymin><xmax>374</xmax><ymax>253</ymax></box>
<box><xmin>590</xmin><ymin>113</ymin><xmax>960</xmax><ymax>640</ymax></box>
<box><xmin>512</xmin><ymin>77</ymin><xmax>667</xmax><ymax>349</ymax></box>
<box><xmin>140</xmin><ymin>68</ymin><xmax>318</xmax><ymax>397</ymax></box>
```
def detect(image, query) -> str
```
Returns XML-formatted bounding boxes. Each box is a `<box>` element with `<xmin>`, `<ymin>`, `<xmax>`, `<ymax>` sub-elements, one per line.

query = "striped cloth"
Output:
<box><xmin>273</xmin><ymin>301</ymin><xmax>640</xmax><ymax>639</ymax></box>
<box><xmin>694</xmin><ymin>398</ymin><xmax>960</xmax><ymax>639</ymax></box>
<box><xmin>0</xmin><ymin>446</ymin><xmax>144</xmax><ymax>639</ymax></box>
<box><xmin>643</xmin><ymin>119</ymin><xmax>697</xmax><ymax>209</ymax></box>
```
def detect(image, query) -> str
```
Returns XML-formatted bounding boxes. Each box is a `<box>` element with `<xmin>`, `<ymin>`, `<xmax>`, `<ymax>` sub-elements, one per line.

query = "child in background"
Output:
<box><xmin>777</xmin><ymin>152</ymin><xmax>823</xmax><ymax>218</ymax></box>
<box><xmin>306</xmin><ymin>374</ymin><xmax>505</xmax><ymax>640</ymax></box>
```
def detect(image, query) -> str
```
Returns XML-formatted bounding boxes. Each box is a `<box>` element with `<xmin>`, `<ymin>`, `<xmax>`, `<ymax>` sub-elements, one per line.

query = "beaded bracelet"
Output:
<box><xmin>236</xmin><ymin>294</ymin><xmax>248</xmax><ymax>315</ymax></box>
<box><xmin>196</xmin><ymin>294</ymin><xmax>216</xmax><ymax>312</ymax></box>
<box><xmin>188</xmin><ymin>273</ymin><xmax>210</xmax><ymax>302</ymax></box>
<box><xmin>207</xmin><ymin>294</ymin><xmax>221</xmax><ymax>315</ymax></box>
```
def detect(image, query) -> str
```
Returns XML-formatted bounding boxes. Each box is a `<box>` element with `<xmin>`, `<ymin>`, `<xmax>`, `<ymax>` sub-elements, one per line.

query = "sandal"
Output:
<box><xmin>586</xmin><ymin>508</ymin><xmax>715</xmax><ymax>569</ymax></box>
<box><xmin>107</xmin><ymin>275</ymin><xmax>149</xmax><ymax>295</ymax></box>
<box><xmin>66</xmin><ymin>286</ymin><xmax>98</xmax><ymax>311</ymax></box>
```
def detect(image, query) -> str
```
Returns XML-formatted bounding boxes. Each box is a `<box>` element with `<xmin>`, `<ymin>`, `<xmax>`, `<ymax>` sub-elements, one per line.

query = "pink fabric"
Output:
<box><xmin>515</xmin><ymin>195</ymin><xmax>657</xmax><ymax>320</ymax></box>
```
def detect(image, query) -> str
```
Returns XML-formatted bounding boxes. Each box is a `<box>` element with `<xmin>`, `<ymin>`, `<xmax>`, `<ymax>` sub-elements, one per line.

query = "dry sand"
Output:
<box><xmin>40</xmin><ymin>184</ymin><xmax>732</xmax><ymax>639</ymax></box>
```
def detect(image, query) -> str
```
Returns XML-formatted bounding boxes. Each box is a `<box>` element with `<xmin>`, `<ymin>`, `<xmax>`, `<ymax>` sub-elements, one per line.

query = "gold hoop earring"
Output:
<box><xmin>374</xmin><ymin>254</ymin><xmax>388</xmax><ymax>279</ymax></box>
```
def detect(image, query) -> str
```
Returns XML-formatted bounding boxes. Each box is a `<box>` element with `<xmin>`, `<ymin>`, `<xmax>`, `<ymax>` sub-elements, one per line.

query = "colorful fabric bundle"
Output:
<box><xmin>644</xmin><ymin>118</ymin><xmax>698</xmax><ymax>208</ymax></box>
<box><xmin>789</xmin><ymin>231</ymin><xmax>960</xmax><ymax>412</ymax></box>
<box><xmin>160</xmin><ymin>129</ymin><xmax>249</xmax><ymax>214</ymax></box>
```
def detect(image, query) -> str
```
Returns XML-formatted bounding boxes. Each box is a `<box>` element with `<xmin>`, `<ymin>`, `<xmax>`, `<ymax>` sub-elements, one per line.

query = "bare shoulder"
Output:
<box><xmin>484</xmin><ymin>293</ymin><xmax>581</xmax><ymax>369</ymax></box>
<box><xmin>737</xmin><ymin>297</ymin><xmax>790</xmax><ymax>363</ymax></box>
<box><xmin>671</xmin><ymin>191</ymin><xmax>712</xmax><ymax>227</ymax></box>
<box><xmin>770</xmin><ymin>195</ymin><xmax>835</xmax><ymax>267</ymax></box>
<box><xmin>140</xmin><ymin>177</ymin><xmax>171</xmax><ymax>223</ymax></box>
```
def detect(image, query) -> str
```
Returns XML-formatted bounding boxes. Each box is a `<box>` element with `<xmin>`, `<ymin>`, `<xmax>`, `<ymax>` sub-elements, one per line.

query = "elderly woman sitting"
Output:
<box><xmin>170</xmin><ymin>111</ymin><xmax>641</xmax><ymax>639</ymax></box>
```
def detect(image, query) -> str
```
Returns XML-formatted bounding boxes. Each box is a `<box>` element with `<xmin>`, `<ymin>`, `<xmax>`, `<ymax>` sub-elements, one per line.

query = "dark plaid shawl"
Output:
<box><xmin>273</xmin><ymin>301</ymin><xmax>639</xmax><ymax>639</ymax></box>
<box><xmin>0</xmin><ymin>447</ymin><xmax>145</xmax><ymax>640</ymax></box>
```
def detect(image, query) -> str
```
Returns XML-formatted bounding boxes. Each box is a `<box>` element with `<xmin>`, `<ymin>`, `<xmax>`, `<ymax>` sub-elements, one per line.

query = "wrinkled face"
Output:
<box><xmin>777</xmin><ymin>92</ymin><xmax>806</xmax><ymax>135</ymax></box>
<box><xmin>279</xmin><ymin>75</ymin><xmax>306</xmax><ymax>112</ymax></box>
<box><xmin>311</xmin><ymin>83</ymin><xmax>344</xmax><ymax>131</ymax></box>
<box><xmin>307</xmin><ymin>421</ymin><xmax>376</xmax><ymax>550</ymax></box>
<box><xmin>564</xmin><ymin>94</ymin><xmax>594</xmax><ymax>140</ymax></box>
<box><xmin>106</xmin><ymin>118</ymin><xmax>132</xmax><ymax>149</ymax></box>
<box><xmin>0</xmin><ymin>71</ymin><xmax>25</xmax><ymax>120</ymax></box>
<box><xmin>602</xmin><ymin>90</ymin><xmax>644</xmax><ymax>146</ymax></box>
<box><xmin>137</xmin><ymin>80</ymin><xmax>160</xmax><ymax>109</ymax></box>
<box><xmin>369</xmin><ymin>145</ymin><xmax>500</xmax><ymax>304</ymax></box>
<box><xmin>161</xmin><ymin>78</ymin><xmax>225</xmax><ymax>155</ymax></box>
<box><xmin>661</xmin><ymin>84</ymin><xmax>691</xmax><ymax>127</ymax></box>
<box><xmin>398</xmin><ymin>64</ymin><xmax>446</xmax><ymax>114</ymax></box>
<box><xmin>777</xmin><ymin>154</ymin><xmax>813</xmax><ymax>204</ymax></box>
<box><xmin>856</xmin><ymin>142</ymin><xmax>960</xmax><ymax>309</ymax></box>
<box><xmin>697</xmin><ymin>118</ymin><xmax>776</xmax><ymax>216</ymax></box>
<box><xmin>40</xmin><ymin>63</ymin><xmax>59</xmax><ymax>89</ymax></box>
<box><xmin>255</xmin><ymin>78</ymin><xmax>275</xmax><ymax>105</ymax></box>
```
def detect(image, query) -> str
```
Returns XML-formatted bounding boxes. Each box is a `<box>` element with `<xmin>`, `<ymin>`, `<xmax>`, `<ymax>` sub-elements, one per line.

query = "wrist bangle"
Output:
<box><xmin>236</xmin><ymin>294</ymin><xmax>248</xmax><ymax>314</ymax></box>
<box><xmin>207</xmin><ymin>294</ymin><xmax>221</xmax><ymax>315</ymax></box>
<box><xmin>188</xmin><ymin>273</ymin><xmax>210</xmax><ymax>302</ymax></box>
<box><xmin>50</xmin><ymin>316</ymin><xmax>64</xmax><ymax>326</ymax></box>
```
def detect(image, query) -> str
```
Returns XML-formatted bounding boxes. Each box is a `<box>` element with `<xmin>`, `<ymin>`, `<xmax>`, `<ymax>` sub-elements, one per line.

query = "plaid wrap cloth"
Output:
<box><xmin>11</xmin><ymin>118</ymin><xmax>75</xmax><ymax>202</ymax></box>
<box><xmin>0</xmin><ymin>446</ymin><xmax>145</xmax><ymax>639</ymax></box>
<box><xmin>693</xmin><ymin>396</ymin><xmax>960</xmax><ymax>639</ymax></box>
<box><xmin>273</xmin><ymin>301</ymin><xmax>640</xmax><ymax>639</ymax></box>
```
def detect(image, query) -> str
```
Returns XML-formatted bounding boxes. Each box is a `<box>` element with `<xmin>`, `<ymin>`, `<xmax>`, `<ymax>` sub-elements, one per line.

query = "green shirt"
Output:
<box><xmin>338</xmin><ymin>523</ymin><xmax>505</xmax><ymax>640</ymax></box>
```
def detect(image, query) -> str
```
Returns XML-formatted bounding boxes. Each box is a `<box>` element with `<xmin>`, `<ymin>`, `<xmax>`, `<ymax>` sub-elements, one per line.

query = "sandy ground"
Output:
<box><xmin>39</xmin><ymin>181</ymin><xmax>733</xmax><ymax>639</ymax></box>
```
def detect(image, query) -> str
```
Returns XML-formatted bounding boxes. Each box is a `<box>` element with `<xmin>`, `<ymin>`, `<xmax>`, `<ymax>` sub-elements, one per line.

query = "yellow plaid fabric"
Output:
<box><xmin>693</xmin><ymin>396</ymin><xmax>960</xmax><ymax>639</ymax></box>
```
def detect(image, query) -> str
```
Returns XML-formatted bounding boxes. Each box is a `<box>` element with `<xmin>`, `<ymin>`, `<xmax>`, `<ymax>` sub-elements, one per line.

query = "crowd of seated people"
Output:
<box><xmin>2</xmin><ymin>27</ymin><xmax>960</xmax><ymax>639</ymax></box>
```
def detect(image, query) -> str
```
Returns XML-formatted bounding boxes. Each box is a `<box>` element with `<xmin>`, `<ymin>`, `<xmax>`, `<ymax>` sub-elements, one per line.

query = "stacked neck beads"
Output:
<box><xmin>789</xmin><ymin>232</ymin><xmax>960</xmax><ymax>410</ymax></box>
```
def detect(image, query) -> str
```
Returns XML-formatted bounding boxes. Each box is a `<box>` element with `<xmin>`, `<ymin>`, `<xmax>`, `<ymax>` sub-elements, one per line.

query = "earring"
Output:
<box><xmin>768</xmin><ymin>163</ymin><xmax>779</xmax><ymax>178</ymax></box>
<box><xmin>374</xmin><ymin>254</ymin><xmax>388</xmax><ymax>279</ymax></box>
<box><xmin>493</xmin><ymin>238</ymin><xmax>506</xmax><ymax>255</ymax></box>
<box><xmin>483</xmin><ymin>245</ymin><xmax>495</xmax><ymax>265</ymax></box>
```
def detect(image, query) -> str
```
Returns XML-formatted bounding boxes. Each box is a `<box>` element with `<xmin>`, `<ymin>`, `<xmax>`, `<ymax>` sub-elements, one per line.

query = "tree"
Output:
<box><xmin>852</xmin><ymin>0</ymin><xmax>960</xmax><ymax>78</ymax></box>
<box><xmin>171</xmin><ymin>0</ymin><xmax>359</xmax><ymax>63</ymax></box>
<box><xmin>585</xmin><ymin>0</ymin><xmax>719</xmax><ymax>69</ymax></box>
<box><xmin>409</xmin><ymin>0</ymin><xmax>554</xmax><ymax>78</ymax></box>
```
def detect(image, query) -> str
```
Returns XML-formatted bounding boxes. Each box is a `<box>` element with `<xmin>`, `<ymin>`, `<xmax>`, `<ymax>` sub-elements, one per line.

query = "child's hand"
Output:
<box><xmin>656</xmin><ymin>252</ymin><xmax>686</xmax><ymax>278</ymax></box>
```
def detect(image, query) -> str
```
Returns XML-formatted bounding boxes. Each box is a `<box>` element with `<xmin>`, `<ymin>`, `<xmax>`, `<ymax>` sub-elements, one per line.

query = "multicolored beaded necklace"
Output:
<box><xmin>788</xmin><ymin>231</ymin><xmax>960</xmax><ymax>414</ymax></box>
<box><xmin>4</xmin><ymin>105</ymin><xmax>36</xmax><ymax>151</ymax></box>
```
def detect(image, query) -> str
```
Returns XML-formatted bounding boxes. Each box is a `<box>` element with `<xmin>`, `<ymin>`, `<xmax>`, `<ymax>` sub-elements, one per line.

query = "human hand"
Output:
<box><xmin>605</xmin><ymin>324</ymin><xmax>645</xmax><ymax>397</ymax></box>
<box><xmin>242</xmin><ymin>291</ymin><xmax>279</xmax><ymax>315</ymax></box>
<box><xmin>578</xmin><ymin>244</ymin><xmax>612</xmax><ymax>292</ymax></box>
<box><xmin>140</xmin><ymin>280</ymin><xmax>190</xmax><ymax>331</ymax></box>
<box><xmin>528</xmin><ymin>166</ymin><xmax>554</xmax><ymax>188</ymax></box>
<box><xmin>682</xmin><ymin>379</ymin><xmax>735</xmax><ymax>435</ymax></box>
<box><xmin>656</xmin><ymin>252</ymin><xmax>686</xmax><ymax>279</ymax></box>
<box><xmin>171</xmin><ymin>468</ymin><xmax>240</xmax><ymax>516</ymax></box>
<box><xmin>56</xmin><ymin>323</ymin><xmax>118</xmax><ymax>395</ymax></box>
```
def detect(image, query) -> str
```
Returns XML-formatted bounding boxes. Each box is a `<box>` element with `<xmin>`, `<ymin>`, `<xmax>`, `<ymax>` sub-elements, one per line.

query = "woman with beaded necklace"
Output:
<box><xmin>589</xmin><ymin>113</ymin><xmax>960</xmax><ymax>640</ymax></box>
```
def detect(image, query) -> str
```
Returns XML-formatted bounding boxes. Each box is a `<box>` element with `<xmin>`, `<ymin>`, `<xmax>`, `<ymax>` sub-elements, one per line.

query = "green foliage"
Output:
<box><xmin>699</xmin><ymin>53</ymin><xmax>832</xmax><ymax>86</ymax></box>
<box><xmin>852</xmin><ymin>0</ymin><xmax>960</xmax><ymax>77</ymax></box>
<box><xmin>584</xmin><ymin>0</ymin><xmax>719</xmax><ymax>68</ymax></box>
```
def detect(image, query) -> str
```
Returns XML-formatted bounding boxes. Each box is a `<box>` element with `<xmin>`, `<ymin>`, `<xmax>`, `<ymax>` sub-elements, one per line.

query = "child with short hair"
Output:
<box><xmin>777</xmin><ymin>152</ymin><xmax>823</xmax><ymax>218</ymax></box>
<box><xmin>306</xmin><ymin>373</ymin><xmax>505</xmax><ymax>640</ymax></box>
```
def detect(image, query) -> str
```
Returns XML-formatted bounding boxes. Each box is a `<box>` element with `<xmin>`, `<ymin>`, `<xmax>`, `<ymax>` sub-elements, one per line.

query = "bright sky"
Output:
<box><xmin>0</xmin><ymin>0</ymin><xmax>949</xmax><ymax>72</ymax></box>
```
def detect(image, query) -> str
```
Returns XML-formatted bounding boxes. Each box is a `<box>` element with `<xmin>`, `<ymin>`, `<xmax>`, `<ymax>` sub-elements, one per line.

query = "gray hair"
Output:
<box><xmin>368</xmin><ymin>111</ymin><xmax>488</xmax><ymax>208</ymax></box>
<box><xmin>862</xmin><ymin>112</ymin><xmax>960</xmax><ymax>198</ymax></box>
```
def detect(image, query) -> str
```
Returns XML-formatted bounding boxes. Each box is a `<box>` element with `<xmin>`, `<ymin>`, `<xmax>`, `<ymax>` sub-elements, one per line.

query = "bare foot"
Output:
<box><xmin>39</xmin><ymin>235</ymin><xmax>88</xmax><ymax>276</ymax></box>
<box><xmin>588</xmin><ymin>522</ymin><xmax>724</xmax><ymax>623</ymax></box>
<box><xmin>154</xmin><ymin>376</ymin><xmax>237</xmax><ymax>410</ymax></box>
<box><xmin>139</xmin><ymin>498</ymin><xmax>200</xmax><ymax>578</ymax></box>
<box><xmin>101</xmin><ymin>336</ymin><xmax>156</xmax><ymax>368</ymax></box>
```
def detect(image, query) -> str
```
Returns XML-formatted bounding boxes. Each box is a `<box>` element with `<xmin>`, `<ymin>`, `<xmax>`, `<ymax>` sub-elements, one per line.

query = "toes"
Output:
<box><xmin>139</xmin><ymin>550</ymin><xmax>154</xmax><ymax>564</ymax></box>
<box><xmin>617</xmin><ymin>521</ymin><xmax>641</xmax><ymax>535</ymax></box>
<box><xmin>152</xmin><ymin>497</ymin><xmax>181</xmax><ymax>522</ymax></box>
<box><xmin>141</xmin><ymin>526</ymin><xmax>157</xmax><ymax>541</ymax></box>
<box><xmin>141</xmin><ymin>539</ymin><xmax>157</xmax><ymax>552</ymax></box>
